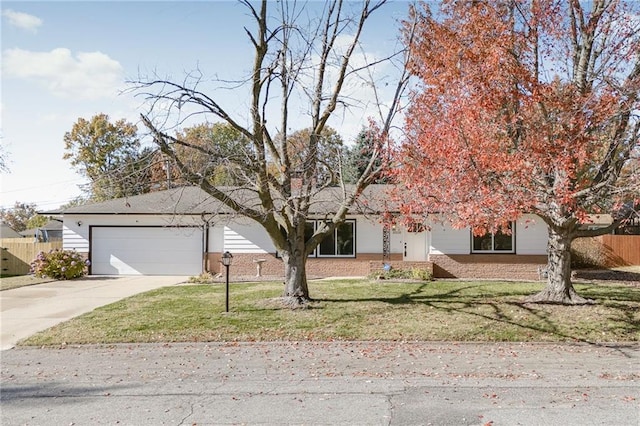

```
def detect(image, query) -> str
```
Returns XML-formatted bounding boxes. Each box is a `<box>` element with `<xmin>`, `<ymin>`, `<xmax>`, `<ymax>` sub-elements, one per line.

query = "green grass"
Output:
<box><xmin>19</xmin><ymin>279</ymin><xmax>640</xmax><ymax>346</ymax></box>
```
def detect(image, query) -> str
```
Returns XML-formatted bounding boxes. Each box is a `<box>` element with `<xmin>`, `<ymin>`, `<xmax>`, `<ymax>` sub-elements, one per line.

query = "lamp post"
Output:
<box><xmin>221</xmin><ymin>251</ymin><xmax>233</xmax><ymax>312</ymax></box>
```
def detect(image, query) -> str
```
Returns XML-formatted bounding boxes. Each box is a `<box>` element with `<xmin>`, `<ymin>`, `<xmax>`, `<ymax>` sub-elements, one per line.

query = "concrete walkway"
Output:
<box><xmin>0</xmin><ymin>276</ymin><xmax>186</xmax><ymax>350</ymax></box>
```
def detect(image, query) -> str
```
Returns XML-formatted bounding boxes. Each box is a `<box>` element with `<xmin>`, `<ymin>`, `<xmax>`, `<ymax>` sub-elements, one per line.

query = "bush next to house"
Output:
<box><xmin>371</xmin><ymin>266</ymin><xmax>432</xmax><ymax>282</ymax></box>
<box><xmin>30</xmin><ymin>249</ymin><xmax>89</xmax><ymax>280</ymax></box>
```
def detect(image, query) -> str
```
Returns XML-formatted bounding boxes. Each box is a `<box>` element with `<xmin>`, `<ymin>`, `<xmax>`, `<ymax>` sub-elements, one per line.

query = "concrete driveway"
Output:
<box><xmin>0</xmin><ymin>276</ymin><xmax>187</xmax><ymax>350</ymax></box>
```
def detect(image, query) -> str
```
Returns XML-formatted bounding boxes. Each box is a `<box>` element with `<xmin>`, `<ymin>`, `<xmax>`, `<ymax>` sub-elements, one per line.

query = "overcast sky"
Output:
<box><xmin>1</xmin><ymin>1</ymin><xmax>409</xmax><ymax>211</ymax></box>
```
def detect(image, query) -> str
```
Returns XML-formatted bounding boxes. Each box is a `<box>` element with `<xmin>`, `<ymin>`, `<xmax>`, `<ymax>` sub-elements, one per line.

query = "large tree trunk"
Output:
<box><xmin>525</xmin><ymin>227</ymin><xmax>594</xmax><ymax>305</ymax></box>
<box><xmin>281</xmin><ymin>250</ymin><xmax>311</xmax><ymax>308</ymax></box>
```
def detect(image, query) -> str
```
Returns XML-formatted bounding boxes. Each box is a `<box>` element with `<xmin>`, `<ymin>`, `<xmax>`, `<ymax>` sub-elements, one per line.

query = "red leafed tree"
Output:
<box><xmin>396</xmin><ymin>1</ymin><xmax>639</xmax><ymax>304</ymax></box>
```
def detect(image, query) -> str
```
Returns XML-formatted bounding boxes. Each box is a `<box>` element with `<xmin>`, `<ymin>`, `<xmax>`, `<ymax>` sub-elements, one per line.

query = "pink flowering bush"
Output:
<box><xmin>30</xmin><ymin>249</ymin><xmax>89</xmax><ymax>280</ymax></box>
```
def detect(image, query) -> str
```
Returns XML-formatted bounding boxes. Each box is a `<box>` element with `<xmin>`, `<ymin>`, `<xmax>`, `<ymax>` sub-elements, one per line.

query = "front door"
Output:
<box><xmin>403</xmin><ymin>223</ymin><xmax>427</xmax><ymax>261</ymax></box>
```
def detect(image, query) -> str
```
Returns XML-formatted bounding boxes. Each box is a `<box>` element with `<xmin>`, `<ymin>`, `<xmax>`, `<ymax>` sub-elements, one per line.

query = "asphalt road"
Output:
<box><xmin>2</xmin><ymin>341</ymin><xmax>638</xmax><ymax>425</ymax></box>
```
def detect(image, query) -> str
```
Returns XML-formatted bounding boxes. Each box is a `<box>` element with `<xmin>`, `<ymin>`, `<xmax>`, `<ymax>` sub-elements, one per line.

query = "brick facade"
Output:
<box><xmin>207</xmin><ymin>252</ymin><xmax>416</xmax><ymax>278</ymax></box>
<box><xmin>207</xmin><ymin>252</ymin><xmax>547</xmax><ymax>280</ymax></box>
<box><xmin>429</xmin><ymin>254</ymin><xmax>548</xmax><ymax>281</ymax></box>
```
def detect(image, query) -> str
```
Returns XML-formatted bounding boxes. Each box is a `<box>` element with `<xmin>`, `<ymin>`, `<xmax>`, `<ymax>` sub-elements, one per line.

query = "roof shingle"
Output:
<box><xmin>58</xmin><ymin>185</ymin><xmax>396</xmax><ymax>216</ymax></box>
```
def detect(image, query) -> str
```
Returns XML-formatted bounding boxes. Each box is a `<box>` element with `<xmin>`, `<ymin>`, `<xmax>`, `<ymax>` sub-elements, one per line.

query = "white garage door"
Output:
<box><xmin>91</xmin><ymin>227</ymin><xmax>203</xmax><ymax>275</ymax></box>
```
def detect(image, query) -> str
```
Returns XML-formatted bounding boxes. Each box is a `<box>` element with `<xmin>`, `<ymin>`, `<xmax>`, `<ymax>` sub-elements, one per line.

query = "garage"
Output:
<box><xmin>91</xmin><ymin>226</ymin><xmax>203</xmax><ymax>275</ymax></box>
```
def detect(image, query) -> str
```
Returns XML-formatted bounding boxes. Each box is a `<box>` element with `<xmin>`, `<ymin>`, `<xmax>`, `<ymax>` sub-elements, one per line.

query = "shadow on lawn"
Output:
<box><xmin>577</xmin><ymin>283</ymin><xmax>640</xmax><ymax>303</ymax></box>
<box><xmin>313</xmin><ymin>282</ymin><xmax>639</xmax><ymax>347</ymax></box>
<box><xmin>574</xmin><ymin>269</ymin><xmax>640</xmax><ymax>283</ymax></box>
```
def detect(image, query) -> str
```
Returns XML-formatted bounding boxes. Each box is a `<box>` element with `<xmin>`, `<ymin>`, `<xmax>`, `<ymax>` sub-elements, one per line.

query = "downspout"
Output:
<box><xmin>201</xmin><ymin>213</ymin><xmax>210</xmax><ymax>274</ymax></box>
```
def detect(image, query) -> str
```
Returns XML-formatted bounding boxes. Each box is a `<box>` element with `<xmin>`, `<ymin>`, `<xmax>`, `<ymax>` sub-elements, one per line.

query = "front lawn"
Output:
<box><xmin>19</xmin><ymin>279</ymin><xmax>639</xmax><ymax>346</ymax></box>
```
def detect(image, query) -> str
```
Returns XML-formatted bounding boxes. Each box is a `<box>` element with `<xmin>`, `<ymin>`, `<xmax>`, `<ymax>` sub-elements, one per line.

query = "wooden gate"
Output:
<box><xmin>0</xmin><ymin>239</ymin><xmax>63</xmax><ymax>276</ymax></box>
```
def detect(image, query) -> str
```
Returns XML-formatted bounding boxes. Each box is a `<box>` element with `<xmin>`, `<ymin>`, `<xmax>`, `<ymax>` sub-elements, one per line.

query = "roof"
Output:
<box><xmin>0</xmin><ymin>224</ymin><xmax>24</xmax><ymax>238</ymax></box>
<box><xmin>59</xmin><ymin>187</ymin><xmax>231</xmax><ymax>215</ymax></box>
<box><xmin>57</xmin><ymin>185</ymin><xmax>397</xmax><ymax>216</ymax></box>
<box><xmin>20</xmin><ymin>220</ymin><xmax>63</xmax><ymax>237</ymax></box>
<box><xmin>584</xmin><ymin>214</ymin><xmax>614</xmax><ymax>226</ymax></box>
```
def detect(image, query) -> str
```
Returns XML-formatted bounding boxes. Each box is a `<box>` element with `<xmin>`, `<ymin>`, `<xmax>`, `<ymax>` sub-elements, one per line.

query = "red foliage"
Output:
<box><xmin>394</xmin><ymin>1</ymin><xmax>639</xmax><ymax>233</ymax></box>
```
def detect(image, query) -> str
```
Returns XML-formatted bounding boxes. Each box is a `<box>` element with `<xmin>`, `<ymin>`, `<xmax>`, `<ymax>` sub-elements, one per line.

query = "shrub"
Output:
<box><xmin>370</xmin><ymin>266</ymin><xmax>432</xmax><ymax>281</ymax></box>
<box><xmin>410</xmin><ymin>267</ymin><xmax>432</xmax><ymax>281</ymax></box>
<box><xmin>30</xmin><ymin>249</ymin><xmax>89</xmax><ymax>280</ymax></box>
<box><xmin>187</xmin><ymin>272</ymin><xmax>217</xmax><ymax>284</ymax></box>
<box><xmin>571</xmin><ymin>237</ymin><xmax>608</xmax><ymax>268</ymax></box>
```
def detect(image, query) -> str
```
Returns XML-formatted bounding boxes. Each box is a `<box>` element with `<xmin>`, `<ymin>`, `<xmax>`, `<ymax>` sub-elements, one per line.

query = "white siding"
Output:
<box><xmin>223</xmin><ymin>223</ymin><xmax>272</xmax><ymax>253</ymax></box>
<box><xmin>220</xmin><ymin>216</ymin><xmax>388</xmax><ymax>255</ymax></box>
<box><xmin>357</xmin><ymin>218</ymin><xmax>382</xmax><ymax>253</ymax></box>
<box><xmin>428</xmin><ymin>214</ymin><xmax>548</xmax><ymax>256</ymax></box>
<box><xmin>516</xmin><ymin>215</ymin><xmax>548</xmax><ymax>254</ymax></box>
<box><xmin>429</xmin><ymin>222</ymin><xmax>470</xmax><ymax>255</ymax></box>
<box><xmin>64</xmin><ymin>214</ymin><xmax>204</xmax><ymax>253</ymax></box>
<box><xmin>65</xmin><ymin>212</ymin><xmax>549</xmax><ymax>261</ymax></box>
<box><xmin>63</xmin><ymin>225</ymin><xmax>88</xmax><ymax>252</ymax></box>
<box><xmin>66</xmin><ymin>214</ymin><xmax>391</xmax><ymax>257</ymax></box>
<box><xmin>208</xmin><ymin>224</ymin><xmax>224</xmax><ymax>252</ymax></box>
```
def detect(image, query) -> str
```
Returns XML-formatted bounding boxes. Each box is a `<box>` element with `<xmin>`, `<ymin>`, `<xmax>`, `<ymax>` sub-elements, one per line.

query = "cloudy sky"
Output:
<box><xmin>1</xmin><ymin>1</ymin><xmax>409</xmax><ymax>211</ymax></box>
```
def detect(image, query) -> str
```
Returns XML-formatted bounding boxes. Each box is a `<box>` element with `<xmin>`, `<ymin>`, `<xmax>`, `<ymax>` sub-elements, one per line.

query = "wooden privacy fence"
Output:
<box><xmin>597</xmin><ymin>235</ymin><xmax>640</xmax><ymax>266</ymax></box>
<box><xmin>0</xmin><ymin>238</ymin><xmax>63</xmax><ymax>276</ymax></box>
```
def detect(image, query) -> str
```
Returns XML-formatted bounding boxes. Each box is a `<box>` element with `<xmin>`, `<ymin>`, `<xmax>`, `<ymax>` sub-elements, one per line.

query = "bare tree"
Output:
<box><xmin>0</xmin><ymin>135</ymin><xmax>9</xmax><ymax>173</ymax></box>
<box><xmin>135</xmin><ymin>0</ymin><xmax>414</xmax><ymax>306</ymax></box>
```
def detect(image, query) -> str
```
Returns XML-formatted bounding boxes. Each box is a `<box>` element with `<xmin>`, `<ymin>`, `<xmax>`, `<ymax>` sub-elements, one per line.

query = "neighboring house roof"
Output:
<box><xmin>583</xmin><ymin>214</ymin><xmax>614</xmax><ymax>226</ymax></box>
<box><xmin>55</xmin><ymin>185</ymin><xmax>396</xmax><ymax>216</ymax></box>
<box><xmin>0</xmin><ymin>224</ymin><xmax>24</xmax><ymax>238</ymax></box>
<box><xmin>20</xmin><ymin>219</ymin><xmax>63</xmax><ymax>237</ymax></box>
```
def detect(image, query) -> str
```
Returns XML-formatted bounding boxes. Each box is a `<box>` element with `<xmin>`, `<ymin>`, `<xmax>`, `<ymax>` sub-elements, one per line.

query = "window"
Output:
<box><xmin>304</xmin><ymin>221</ymin><xmax>316</xmax><ymax>256</ymax></box>
<box><xmin>317</xmin><ymin>220</ymin><xmax>355</xmax><ymax>257</ymax></box>
<box><xmin>277</xmin><ymin>220</ymin><xmax>356</xmax><ymax>258</ymax></box>
<box><xmin>472</xmin><ymin>223</ymin><xmax>514</xmax><ymax>253</ymax></box>
<box><xmin>407</xmin><ymin>222</ymin><xmax>426</xmax><ymax>233</ymax></box>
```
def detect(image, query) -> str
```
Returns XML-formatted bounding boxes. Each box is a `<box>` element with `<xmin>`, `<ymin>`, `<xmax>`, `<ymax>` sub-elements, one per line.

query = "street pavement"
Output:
<box><xmin>2</xmin><ymin>341</ymin><xmax>638</xmax><ymax>425</ymax></box>
<box><xmin>1</xmin><ymin>277</ymin><xmax>638</xmax><ymax>425</ymax></box>
<box><xmin>0</xmin><ymin>276</ymin><xmax>187</xmax><ymax>350</ymax></box>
